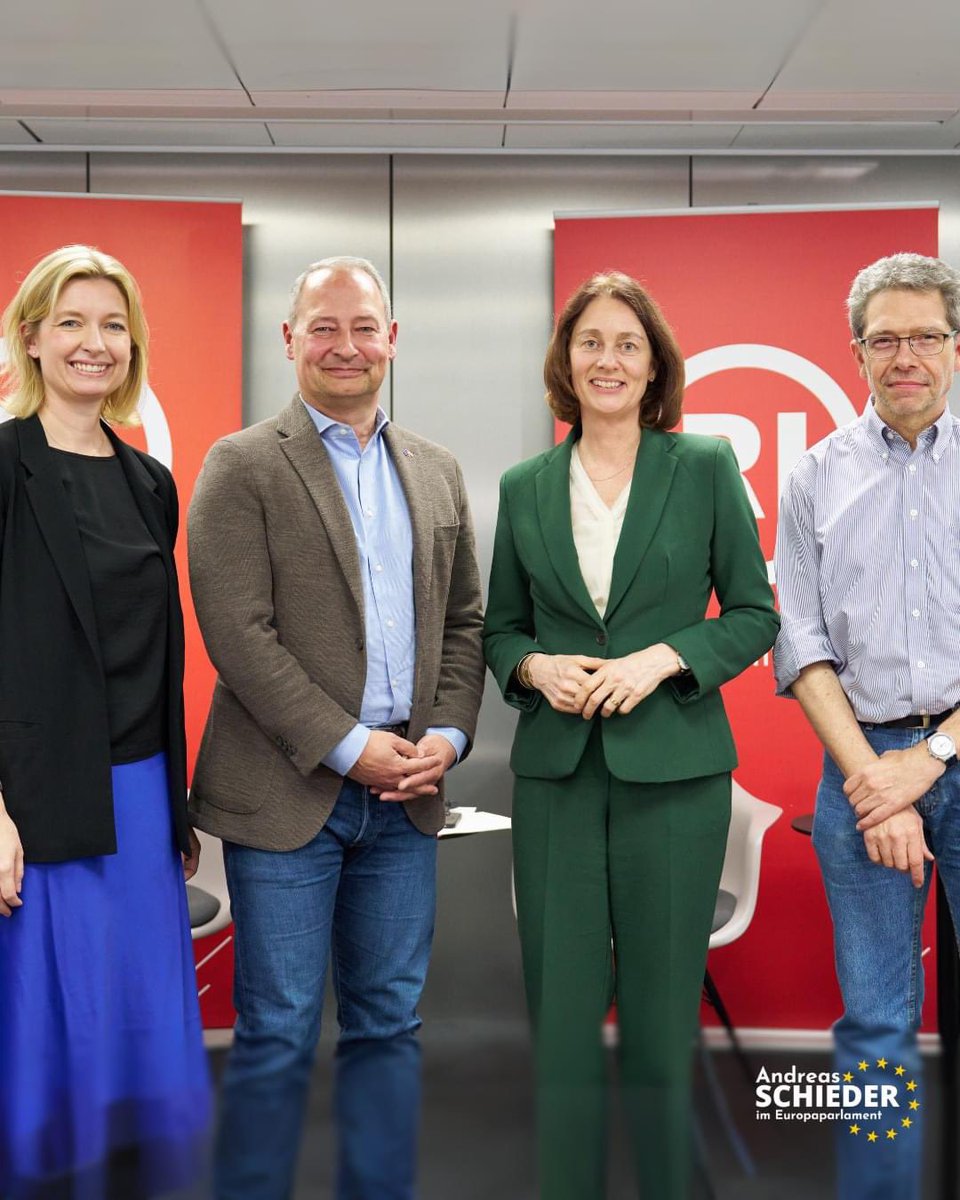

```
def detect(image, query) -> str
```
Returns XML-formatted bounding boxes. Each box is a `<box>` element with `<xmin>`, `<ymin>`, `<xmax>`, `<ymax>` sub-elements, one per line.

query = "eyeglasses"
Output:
<box><xmin>857</xmin><ymin>330</ymin><xmax>959</xmax><ymax>360</ymax></box>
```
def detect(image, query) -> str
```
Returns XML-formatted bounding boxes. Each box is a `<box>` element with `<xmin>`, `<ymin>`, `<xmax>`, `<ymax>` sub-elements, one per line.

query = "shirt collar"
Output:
<box><xmin>863</xmin><ymin>397</ymin><xmax>954</xmax><ymax>460</ymax></box>
<box><xmin>299</xmin><ymin>395</ymin><xmax>390</xmax><ymax>445</ymax></box>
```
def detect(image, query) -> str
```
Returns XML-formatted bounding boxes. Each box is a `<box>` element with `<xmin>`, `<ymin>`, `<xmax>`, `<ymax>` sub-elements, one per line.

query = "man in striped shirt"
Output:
<box><xmin>775</xmin><ymin>253</ymin><xmax>960</xmax><ymax>1200</ymax></box>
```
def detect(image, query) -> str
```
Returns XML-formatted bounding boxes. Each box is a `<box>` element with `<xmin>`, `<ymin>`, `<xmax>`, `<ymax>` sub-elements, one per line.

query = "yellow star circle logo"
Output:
<box><xmin>839</xmin><ymin>1059</ymin><xmax>918</xmax><ymax>1146</ymax></box>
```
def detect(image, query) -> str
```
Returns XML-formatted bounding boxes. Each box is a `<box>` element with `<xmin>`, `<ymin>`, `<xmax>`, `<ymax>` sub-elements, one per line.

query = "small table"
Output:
<box><xmin>439</xmin><ymin>806</ymin><xmax>512</xmax><ymax>839</ymax></box>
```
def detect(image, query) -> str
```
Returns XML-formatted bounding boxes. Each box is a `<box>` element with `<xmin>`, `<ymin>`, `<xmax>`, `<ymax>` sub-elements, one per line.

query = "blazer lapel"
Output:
<box><xmin>277</xmin><ymin>398</ymin><xmax>364</xmax><ymax>603</ymax></box>
<box><xmin>604</xmin><ymin>428</ymin><xmax>678</xmax><ymax>621</ymax></box>
<box><xmin>382</xmin><ymin>424</ymin><xmax>430</xmax><ymax>628</ymax></box>
<box><xmin>17</xmin><ymin>415</ymin><xmax>102</xmax><ymax>667</ymax></box>
<box><xmin>534</xmin><ymin>430</ymin><xmax>600</xmax><ymax>624</ymax></box>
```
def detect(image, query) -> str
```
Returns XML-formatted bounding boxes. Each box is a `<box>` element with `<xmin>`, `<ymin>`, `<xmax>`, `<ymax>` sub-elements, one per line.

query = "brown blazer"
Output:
<box><xmin>187</xmin><ymin>397</ymin><xmax>485</xmax><ymax>850</ymax></box>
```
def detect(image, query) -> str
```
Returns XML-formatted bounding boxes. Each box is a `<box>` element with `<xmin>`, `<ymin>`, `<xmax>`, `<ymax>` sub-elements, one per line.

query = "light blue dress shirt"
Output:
<box><xmin>301</xmin><ymin>399</ymin><xmax>466</xmax><ymax>775</ymax></box>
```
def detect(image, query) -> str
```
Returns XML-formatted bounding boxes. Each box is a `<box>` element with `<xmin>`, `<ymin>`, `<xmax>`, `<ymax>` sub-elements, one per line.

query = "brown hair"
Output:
<box><xmin>544</xmin><ymin>271</ymin><xmax>684</xmax><ymax>429</ymax></box>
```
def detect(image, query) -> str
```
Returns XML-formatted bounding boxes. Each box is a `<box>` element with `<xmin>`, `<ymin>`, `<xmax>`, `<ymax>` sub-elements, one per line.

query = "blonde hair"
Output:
<box><xmin>1</xmin><ymin>244</ymin><xmax>148</xmax><ymax>425</ymax></box>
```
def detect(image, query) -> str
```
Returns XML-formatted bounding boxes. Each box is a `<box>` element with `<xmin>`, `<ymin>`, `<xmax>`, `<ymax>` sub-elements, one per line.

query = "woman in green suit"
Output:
<box><xmin>483</xmin><ymin>272</ymin><xmax>778</xmax><ymax>1199</ymax></box>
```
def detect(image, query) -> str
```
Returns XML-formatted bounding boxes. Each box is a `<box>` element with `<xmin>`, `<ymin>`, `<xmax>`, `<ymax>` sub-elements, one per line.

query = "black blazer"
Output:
<box><xmin>0</xmin><ymin>414</ymin><xmax>190</xmax><ymax>863</ymax></box>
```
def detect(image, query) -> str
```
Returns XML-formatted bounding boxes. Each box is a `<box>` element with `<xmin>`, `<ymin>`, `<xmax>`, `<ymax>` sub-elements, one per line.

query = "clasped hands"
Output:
<box><xmin>843</xmin><ymin>745</ymin><xmax>944</xmax><ymax>887</ymax></box>
<box><xmin>525</xmin><ymin>644</ymin><xmax>679</xmax><ymax>719</ymax></box>
<box><xmin>349</xmin><ymin>729</ymin><xmax>456</xmax><ymax>801</ymax></box>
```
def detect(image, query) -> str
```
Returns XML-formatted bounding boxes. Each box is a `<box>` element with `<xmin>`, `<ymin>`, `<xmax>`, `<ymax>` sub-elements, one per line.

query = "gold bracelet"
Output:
<box><xmin>517</xmin><ymin>653</ymin><xmax>536</xmax><ymax>689</ymax></box>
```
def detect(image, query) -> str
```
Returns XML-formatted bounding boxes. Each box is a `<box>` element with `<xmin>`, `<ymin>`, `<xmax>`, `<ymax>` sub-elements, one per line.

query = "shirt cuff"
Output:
<box><xmin>322</xmin><ymin>724</ymin><xmax>371</xmax><ymax>777</ymax></box>
<box><xmin>425</xmin><ymin>726</ymin><xmax>468</xmax><ymax>765</ymax></box>
<box><xmin>773</xmin><ymin>626</ymin><xmax>841</xmax><ymax>696</ymax></box>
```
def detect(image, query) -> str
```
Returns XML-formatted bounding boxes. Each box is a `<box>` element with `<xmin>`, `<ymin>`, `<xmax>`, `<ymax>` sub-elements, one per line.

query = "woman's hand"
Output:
<box><xmin>577</xmin><ymin>643</ymin><xmax>680</xmax><ymax>719</ymax></box>
<box><xmin>0</xmin><ymin>805</ymin><xmax>24</xmax><ymax>916</ymax></box>
<box><xmin>182</xmin><ymin>827</ymin><xmax>201</xmax><ymax>882</ymax></box>
<box><xmin>525</xmin><ymin>653</ymin><xmax>607</xmax><ymax>714</ymax></box>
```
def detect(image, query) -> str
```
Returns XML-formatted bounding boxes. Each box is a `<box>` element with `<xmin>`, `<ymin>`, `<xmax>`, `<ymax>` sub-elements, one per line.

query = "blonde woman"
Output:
<box><xmin>0</xmin><ymin>245</ymin><xmax>209</xmax><ymax>1198</ymax></box>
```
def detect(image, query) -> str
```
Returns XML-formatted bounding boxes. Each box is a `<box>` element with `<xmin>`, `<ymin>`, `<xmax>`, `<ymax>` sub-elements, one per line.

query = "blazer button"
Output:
<box><xmin>355</xmin><ymin>637</ymin><xmax>364</xmax><ymax>652</ymax></box>
<box><xmin>595</xmin><ymin>632</ymin><xmax>607</xmax><ymax>646</ymax></box>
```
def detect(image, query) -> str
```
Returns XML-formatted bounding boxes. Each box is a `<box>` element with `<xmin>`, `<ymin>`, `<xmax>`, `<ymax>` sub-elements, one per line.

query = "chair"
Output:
<box><xmin>704</xmin><ymin>781</ymin><xmax>783</xmax><ymax>1069</ymax></box>
<box><xmin>710</xmin><ymin>781</ymin><xmax>783</xmax><ymax>953</ymax></box>
<box><xmin>186</xmin><ymin>828</ymin><xmax>232</xmax><ymax>940</ymax></box>
<box><xmin>698</xmin><ymin>782</ymin><xmax>781</xmax><ymax>1183</ymax></box>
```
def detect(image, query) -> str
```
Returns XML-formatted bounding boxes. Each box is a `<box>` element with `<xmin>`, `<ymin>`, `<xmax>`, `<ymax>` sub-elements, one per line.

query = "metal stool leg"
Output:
<box><xmin>703</xmin><ymin>968</ymin><xmax>753</xmax><ymax>1085</ymax></box>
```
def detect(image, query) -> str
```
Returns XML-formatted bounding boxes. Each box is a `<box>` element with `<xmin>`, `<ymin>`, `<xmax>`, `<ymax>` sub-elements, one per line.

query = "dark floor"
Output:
<box><xmin>207</xmin><ymin>1021</ymin><xmax>956</xmax><ymax>1199</ymax></box>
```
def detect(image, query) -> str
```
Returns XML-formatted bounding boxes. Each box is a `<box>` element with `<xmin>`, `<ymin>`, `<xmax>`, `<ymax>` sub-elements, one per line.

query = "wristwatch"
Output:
<box><xmin>925</xmin><ymin>730</ymin><xmax>957</xmax><ymax>767</ymax></box>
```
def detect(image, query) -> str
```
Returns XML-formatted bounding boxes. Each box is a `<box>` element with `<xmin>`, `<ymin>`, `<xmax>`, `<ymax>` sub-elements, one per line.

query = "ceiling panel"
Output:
<box><xmin>207</xmin><ymin>3</ymin><xmax>513</xmax><ymax>91</ymax></box>
<box><xmin>770</xmin><ymin>0</ymin><xmax>960</xmax><ymax>93</ymax></box>
<box><xmin>760</xmin><ymin>92</ymin><xmax>960</xmax><ymax>113</ymax></box>
<box><xmin>267</xmin><ymin>122</ymin><xmax>504</xmax><ymax>149</ymax></box>
<box><xmin>0</xmin><ymin>120</ymin><xmax>36</xmax><ymax>146</ymax></box>
<box><xmin>507</xmin><ymin>91</ymin><xmax>758</xmax><ymax>111</ymax></box>
<box><xmin>3</xmin><ymin>2</ymin><xmax>237</xmax><ymax>89</ymax></box>
<box><xmin>25</xmin><ymin>120</ymin><xmax>273</xmax><ymax>147</ymax></box>
<box><xmin>938</xmin><ymin>112</ymin><xmax>960</xmax><ymax>148</ymax></box>
<box><xmin>0</xmin><ymin>89</ymin><xmax>250</xmax><ymax>110</ymax></box>
<box><xmin>504</xmin><ymin>123</ymin><xmax>741</xmax><ymax>150</ymax></box>
<box><xmin>510</xmin><ymin>1</ymin><xmax>822</xmax><ymax>92</ymax></box>
<box><xmin>731</xmin><ymin>121</ymin><xmax>960</xmax><ymax>151</ymax></box>
<box><xmin>249</xmin><ymin>91</ymin><xmax>503</xmax><ymax>110</ymax></box>
<box><xmin>2</xmin><ymin>2</ymin><xmax>960</xmax><ymax>155</ymax></box>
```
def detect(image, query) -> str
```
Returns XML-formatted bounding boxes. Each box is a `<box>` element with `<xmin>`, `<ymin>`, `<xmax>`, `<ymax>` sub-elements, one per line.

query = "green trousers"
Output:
<box><xmin>512</xmin><ymin>727</ymin><xmax>731</xmax><ymax>1200</ymax></box>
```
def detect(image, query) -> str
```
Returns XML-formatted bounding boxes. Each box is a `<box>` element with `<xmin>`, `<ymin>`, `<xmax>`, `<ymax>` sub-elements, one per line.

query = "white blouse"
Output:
<box><xmin>569</xmin><ymin>443</ymin><xmax>631</xmax><ymax>618</ymax></box>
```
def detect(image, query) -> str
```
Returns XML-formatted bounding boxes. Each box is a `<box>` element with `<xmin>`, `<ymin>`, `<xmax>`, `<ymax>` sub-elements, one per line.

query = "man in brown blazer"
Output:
<box><xmin>188</xmin><ymin>256</ymin><xmax>484</xmax><ymax>1200</ymax></box>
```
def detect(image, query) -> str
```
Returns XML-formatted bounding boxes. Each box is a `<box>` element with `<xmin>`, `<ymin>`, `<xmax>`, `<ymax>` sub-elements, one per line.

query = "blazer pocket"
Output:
<box><xmin>194</xmin><ymin>696</ymin><xmax>274</xmax><ymax>815</ymax></box>
<box><xmin>433</xmin><ymin>523</ymin><xmax>460</xmax><ymax>541</ymax></box>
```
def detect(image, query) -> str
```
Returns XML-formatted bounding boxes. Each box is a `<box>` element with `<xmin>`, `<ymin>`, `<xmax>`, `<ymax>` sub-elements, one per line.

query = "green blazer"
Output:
<box><xmin>483</xmin><ymin>427</ymin><xmax>779</xmax><ymax>783</ymax></box>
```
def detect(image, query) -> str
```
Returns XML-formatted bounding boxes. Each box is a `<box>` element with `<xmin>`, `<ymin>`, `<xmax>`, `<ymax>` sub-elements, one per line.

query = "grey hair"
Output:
<box><xmin>288</xmin><ymin>255</ymin><xmax>392</xmax><ymax>325</ymax></box>
<box><xmin>847</xmin><ymin>252</ymin><xmax>960</xmax><ymax>338</ymax></box>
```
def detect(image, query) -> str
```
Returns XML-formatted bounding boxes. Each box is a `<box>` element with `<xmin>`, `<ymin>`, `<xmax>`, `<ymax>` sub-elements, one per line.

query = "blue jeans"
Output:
<box><xmin>813</xmin><ymin>723</ymin><xmax>960</xmax><ymax>1200</ymax></box>
<box><xmin>213</xmin><ymin>779</ymin><xmax>438</xmax><ymax>1200</ymax></box>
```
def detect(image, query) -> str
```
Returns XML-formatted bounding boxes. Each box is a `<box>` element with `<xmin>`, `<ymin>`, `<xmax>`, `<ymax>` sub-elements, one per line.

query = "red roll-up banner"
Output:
<box><xmin>555</xmin><ymin>204</ymin><xmax>939</xmax><ymax>1033</ymax></box>
<box><xmin>0</xmin><ymin>192</ymin><xmax>243</xmax><ymax>1027</ymax></box>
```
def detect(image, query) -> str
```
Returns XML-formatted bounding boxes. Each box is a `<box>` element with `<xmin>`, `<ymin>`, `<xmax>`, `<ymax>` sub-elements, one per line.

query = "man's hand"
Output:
<box><xmin>348</xmin><ymin>729</ymin><xmax>426</xmax><ymax>791</ymax></box>
<box><xmin>525</xmin><ymin>653</ymin><xmax>607</xmax><ymax>713</ymax></box>
<box><xmin>577</xmin><ymin>644</ymin><xmax>678</xmax><ymax>719</ymax></box>
<box><xmin>182</xmin><ymin>827</ymin><xmax>201</xmax><ymax>882</ymax></box>
<box><xmin>0</xmin><ymin>807</ymin><xmax>24</xmax><ymax>917</ymax></box>
<box><xmin>845</xmin><ymin>745</ymin><xmax>944</xmax><ymax>831</ymax></box>
<box><xmin>373</xmin><ymin>734</ymin><xmax>458</xmax><ymax>802</ymax></box>
<box><xmin>862</xmin><ymin>807</ymin><xmax>934</xmax><ymax>888</ymax></box>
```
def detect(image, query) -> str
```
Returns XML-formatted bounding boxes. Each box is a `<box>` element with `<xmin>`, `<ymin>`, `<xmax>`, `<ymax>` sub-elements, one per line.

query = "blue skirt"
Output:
<box><xmin>0</xmin><ymin>753</ymin><xmax>211</xmax><ymax>1199</ymax></box>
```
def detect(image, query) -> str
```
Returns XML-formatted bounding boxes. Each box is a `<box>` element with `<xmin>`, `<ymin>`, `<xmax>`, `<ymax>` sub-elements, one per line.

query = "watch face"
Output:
<box><xmin>929</xmin><ymin>733</ymin><xmax>955</xmax><ymax>760</ymax></box>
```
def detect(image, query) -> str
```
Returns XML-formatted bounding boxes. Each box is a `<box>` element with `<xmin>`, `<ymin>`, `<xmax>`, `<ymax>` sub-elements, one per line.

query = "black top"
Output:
<box><xmin>0</xmin><ymin>415</ymin><xmax>190</xmax><ymax>863</ymax></box>
<box><xmin>54</xmin><ymin>450</ymin><xmax>167</xmax><ymax>763</ymax></box>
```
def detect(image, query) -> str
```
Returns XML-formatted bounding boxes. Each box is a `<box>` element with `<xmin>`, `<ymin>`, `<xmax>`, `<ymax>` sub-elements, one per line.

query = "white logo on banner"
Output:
<box><xmin>684</xmin><ymin>344</ymin><xmax>857</xmax><ymax>518</ymax></box>
<box><xmin>0</xmin><ymin>336</ymin><xmax>172</xmax><ymax>468</ymax></box>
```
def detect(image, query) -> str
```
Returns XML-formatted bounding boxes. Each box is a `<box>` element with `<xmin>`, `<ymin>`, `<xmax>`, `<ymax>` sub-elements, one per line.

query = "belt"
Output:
<box><xmin>374</xmin><ymin>722</ymin><xmax>409</xmax><ymax>737</ymax></box>
<box><xmin>862</xmin><ymin>706</ymin><xmax>958</xmax><ymax>731</ymax></box>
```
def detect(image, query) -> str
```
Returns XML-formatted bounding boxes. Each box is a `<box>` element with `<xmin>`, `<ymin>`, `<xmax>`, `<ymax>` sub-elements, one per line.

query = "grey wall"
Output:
<box><xmin>4</xmin><ymin>150</ymin><xmax>960</xmax><ymax>1022</ymax></box>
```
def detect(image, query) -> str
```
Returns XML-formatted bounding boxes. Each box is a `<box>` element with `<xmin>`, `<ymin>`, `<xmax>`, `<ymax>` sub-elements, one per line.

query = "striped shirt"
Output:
<box><xmin>773</xmin><ymin>400</ymin><xmax>960</xmax><ymax>723</ymax></box>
